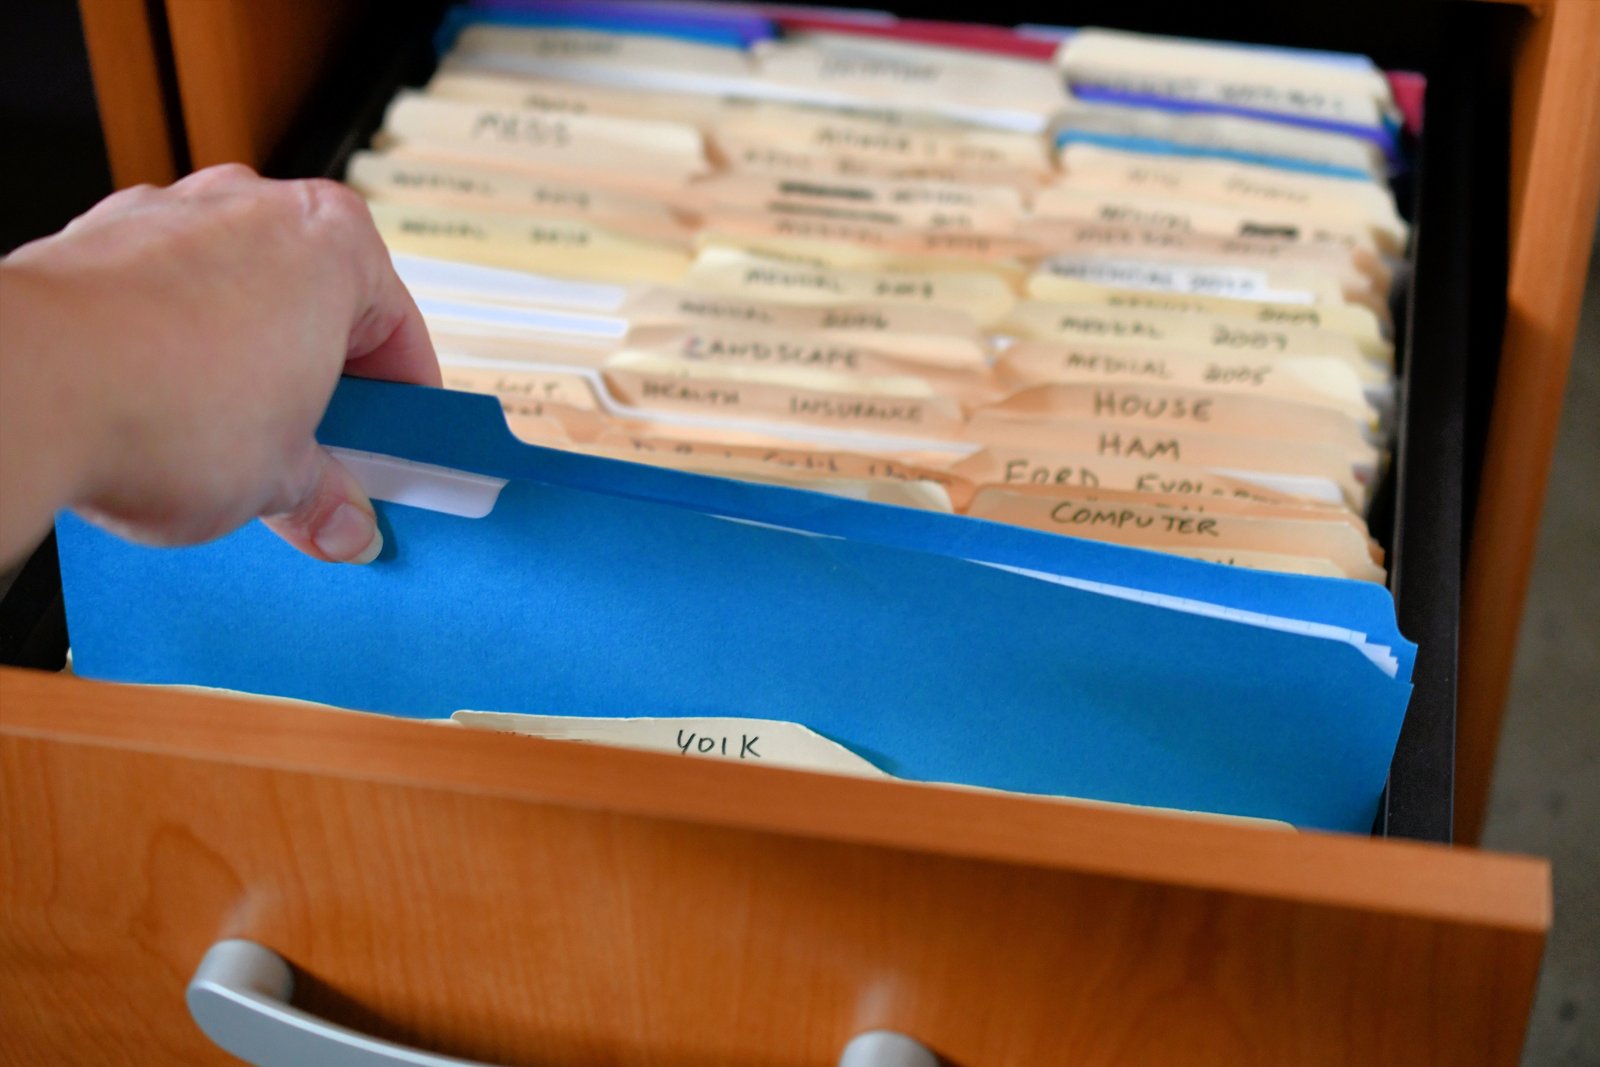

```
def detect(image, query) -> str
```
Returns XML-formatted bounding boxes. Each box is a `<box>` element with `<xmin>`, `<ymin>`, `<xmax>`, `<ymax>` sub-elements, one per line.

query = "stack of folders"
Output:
<box><xmin>358</xmin><ymin>8</ymin><xmax>1404</xmax><ymax>583</ymax></box>
<box><xmin>54</xmin><ymin>2</ymin><xmax>1422</xmax><ymax>834</ymax></box>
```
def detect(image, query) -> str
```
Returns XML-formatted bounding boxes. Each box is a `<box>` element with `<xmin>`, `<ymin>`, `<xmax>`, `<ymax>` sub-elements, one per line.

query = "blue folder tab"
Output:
<box><xmin>1067</xmin><ymin>86</ymin><xmax>1401</xmax><ymax>163</ymax></box>
<box><xmin>436</xmin><ymin>1</ymin><xmax>774</xmax><ymax>54</ymax></box>
<box><xmin>57</xmin><ymin>379</ymin><xmax>1414</xmax><ymax>832</ymax></box>
<box><xmin>313</xmin><ymin>382</ymin><xmax>1419</xmax><ymax>681</ymax></box>
<box><xmin>1053</xmin><ymin>129</ymin><xmax>1378</xmax><ymax>181</ymax></box>
<box><xmin>1046</xmin><ymin>27</ymin><xmax>1403</xmax><ymax>170</ymax></box>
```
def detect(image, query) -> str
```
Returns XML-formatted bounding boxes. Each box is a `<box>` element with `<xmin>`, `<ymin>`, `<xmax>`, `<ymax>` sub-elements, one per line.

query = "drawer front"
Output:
<box><xmin>1</xmin><ymin>670</ymin><xmax>1547</xmax><ymax>1066</ymax></box>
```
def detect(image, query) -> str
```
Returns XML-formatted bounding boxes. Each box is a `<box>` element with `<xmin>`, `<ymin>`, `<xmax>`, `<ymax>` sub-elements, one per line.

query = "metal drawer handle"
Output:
<box><xmin>187</xmin><ymin>939</ymin><xmax>938</xmax><ymax>1067</ymax></box>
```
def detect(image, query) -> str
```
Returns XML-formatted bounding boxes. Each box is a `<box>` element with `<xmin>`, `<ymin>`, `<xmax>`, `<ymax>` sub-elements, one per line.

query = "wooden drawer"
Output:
<box><xmin>0</xmin><ymin>667</ymin><xmax>1549</xmax><ymax>1065</ymax></box>
<box><xmin>33</xmin><ymin>0</ymin><xmax>1524</xmax><ymax>849</ymax></box>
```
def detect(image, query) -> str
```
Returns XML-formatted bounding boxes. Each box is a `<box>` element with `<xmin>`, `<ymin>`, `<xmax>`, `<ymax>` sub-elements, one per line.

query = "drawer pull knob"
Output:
<box><xmin>187</xmin><ymin>939</ymin><xmax>488</xmax><ymax>1066</ymax></box>
<box><xmin>187</xmin><ymin>939</ymin><xmax>939</xmax><ymax>1066</ymax></box>
<box><xmin>839</xmin><ymin>1031</ymin><xmax>940</xmax><ymax>1067</ymax></box>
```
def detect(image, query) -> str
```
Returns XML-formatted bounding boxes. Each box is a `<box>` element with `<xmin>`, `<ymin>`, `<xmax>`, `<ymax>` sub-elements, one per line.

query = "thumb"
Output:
<box><xmin>261</xmin><ymin>445</ymin><xmax>384</xmax><ymax>564</ymax></box>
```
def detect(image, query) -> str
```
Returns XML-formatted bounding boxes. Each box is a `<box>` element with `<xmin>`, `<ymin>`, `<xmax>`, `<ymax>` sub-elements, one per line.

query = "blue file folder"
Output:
<box><xmin>57</xmin><ymin>378</ymin><xmax>1415</xmax><ymax>832</ymax></box>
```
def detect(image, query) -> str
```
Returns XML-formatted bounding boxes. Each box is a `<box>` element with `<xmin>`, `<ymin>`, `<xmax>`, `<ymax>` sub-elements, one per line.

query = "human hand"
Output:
<box><xmin>0</xmin><ymin>164</ymin><xmax>440</xmax><ymax>566</ymax></box>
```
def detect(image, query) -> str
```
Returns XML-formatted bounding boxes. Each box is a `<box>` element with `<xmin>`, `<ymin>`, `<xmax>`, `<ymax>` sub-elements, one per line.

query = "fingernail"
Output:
<box><xmin>313</xmin><ymin>503</ymin><xmax>383</xmax><ymax>564</ymax></box>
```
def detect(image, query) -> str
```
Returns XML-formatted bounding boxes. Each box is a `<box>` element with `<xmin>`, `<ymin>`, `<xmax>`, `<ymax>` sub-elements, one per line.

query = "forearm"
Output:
<box><xmin>0</xmin><ymin>260</ymin><xmax>106</xmax><ymax>566</ymax></box>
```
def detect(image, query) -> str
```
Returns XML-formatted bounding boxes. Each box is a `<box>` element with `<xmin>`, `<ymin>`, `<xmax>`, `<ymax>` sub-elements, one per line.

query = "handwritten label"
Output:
<box><xmin>1211</xmin><ymin>325</ymin><xmax>1288</xmax><ymax>351</ymax></box>
<box><xmin>1256</xmin><ymin>306</ymin><xmax>1324</xmax><ymax>328</ymax></box>
<box><xmin>1003</xmin><ymin>459</ymin><xmax>1101</xmax><ymax>487</ymax></box>
<box><xmin>450</xmin><ymin>712</ymin><xmax>889</xmax><ymax>777</ymax></box>
<box><xmin>669</xmin><ymin>297</ymin><xmax>774</xmax><ymax>325</ymax></box>
<box><xmin>1042</xmin><ymin>257</ymin><xmax>1279</xmax><ymax>300</ymax></box>
<box><xmin>1050</xmin><ymin>500</ymin><xmax>1221</xmax><ymax>537</ymax></box>
<box><xmin>500</xmin><ymin>33</ymin><xmax>623</xmax><ymax>58</ymax></box>
<box><xmin>822</xmin><ymin>309</ymin><xmax>888</xmax><ymax>331</ymax></box>
<box><xmin>1203</xmin><ymin>364</ymin><xmax>1273</xmax><ymax>387</ymax></box>
<box><xmin>398</xmin><ymin>218</ymin><xmax>486</xmax><ymax>240</ymax></box>
<box><xmin>676</xmin><ymin>729</ymin><xmax>762</xmax><ymax>759</ymax></box>
<box><xmin>606</xmin><ymin>436</ymin><xmax>962</xmax><ymax>493</ymax></box>
<box><xmin>470</xmin><ymin>110</ymin><xmax>572</xmax><ymax>147</ymax></box>
<box><xmin>1076</xmin><ymin>351</ymin><xmax>1169</xmax><ymax>378</ymax></box>
<box><xmin>816</xmin><ymin>54</ymin><xmax>943</xmax><ymax>84</ymax></box>
<box><xmin>684</xmin><ymin>333</ymin><xmax>863</xmax><ymax>371</ymax></box>
<box><xmin>788</xmin><ymin>395</ymin><xmax>924</xmax><ymax>424</ymax></box>
<box><xmin>1134</xmin><ymin>472</ymin><xmax>1261</xmax><ymax>499</ymax></box>
<box><xmin>639</xmin><ymin>378</ymin><xmax>742</xmax><ymax>407</ymax></box>
<box><xmin>1098</xmin><ymin>432</ymin><xmax>1181</xmax><ymax>461</ymax></box>
<box><xmin>1093</xmin><ymin>390</ymin><xmax>1213</xmax><ymax>423</ymax></box>
<box><xmin>744</xmin><ymin>265</ymin><xmax>845</xmax><ymax>292</ymax></box>
<box><xmin>386</xmin><ymin>167</ymin><xmax>500</xmax><ymax>198</ymax></box>
<box><xmin>1055</xmin><ymin>313</ymin><xmax>1165</xmax><ymax>340</ymax></box>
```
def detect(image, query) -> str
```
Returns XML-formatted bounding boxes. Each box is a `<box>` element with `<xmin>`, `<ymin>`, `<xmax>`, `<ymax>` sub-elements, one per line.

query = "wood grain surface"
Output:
<box><xmin>1458</xmin><ymin>0</ymin><xmax>1600</xmax><ymax>844</ymax></box>
<box><xmin>162</xmin><ymin>0</ymin><xmax>370</xmax><ymax>170</ymax></box>
<box><xmin>77</xmin><ymin>0</ymin><xmax>180</xmax><ymax>187</ymax></box>
<box><xmin>1</xmin><ymin>669</ymin><xmax>1549</xmax><ymax>1065</ymax></box>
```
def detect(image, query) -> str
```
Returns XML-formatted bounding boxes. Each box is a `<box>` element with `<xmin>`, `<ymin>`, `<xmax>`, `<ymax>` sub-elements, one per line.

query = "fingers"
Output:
<box><xmin>346</xmin><ymin>258</ymin><xmax>443</xmax><ymax>387</ymax></box>
<box><xmin>51</xmin><ymin>165</ymin><xmax>260</xmax><ymax>246</ymax></box>
<box><xmin>95</xmin><ymin>169</ymin><xmax>442</xmax><ymax>392</ymax></box>
<box><xmin>247</xmin><ymin>174</ymin><xmax>429</xmax><ymax>564</ymax></box>
<box><xmin>169</xmin><ymin>162</ymin><xmax>260</xmax><ymax>196</ymax></box>
<box><xmin>60</xmin><ymin>182</ymin><xmax>164</xmax><ymax>231</ymax></box>
<box><xmin>293</xmin><ymin>177</ymin><xmax>443</xmax><ymax>388</ymax></box>
<box><xmin>260</xmin><ymin>445</ymin><xmax>384</xmax><ymax>564</ymax></box>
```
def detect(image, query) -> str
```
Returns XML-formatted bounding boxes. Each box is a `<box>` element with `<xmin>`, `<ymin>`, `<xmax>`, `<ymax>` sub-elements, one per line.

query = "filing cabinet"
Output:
<box><xmin>5</xmin><ymin>0</ymin><xmax>1595</xmax><ymax>1062</ymax></box>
